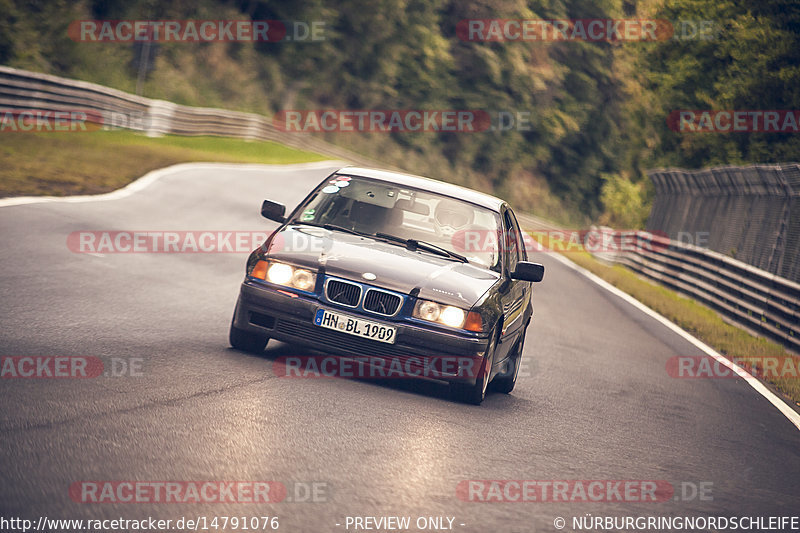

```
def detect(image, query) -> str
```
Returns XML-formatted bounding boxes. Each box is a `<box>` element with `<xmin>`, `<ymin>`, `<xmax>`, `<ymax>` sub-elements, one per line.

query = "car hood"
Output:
<box><xmin>266</xmin><ymin>225</ymin><xmax>499</xmax><ymax>308</ymax></box>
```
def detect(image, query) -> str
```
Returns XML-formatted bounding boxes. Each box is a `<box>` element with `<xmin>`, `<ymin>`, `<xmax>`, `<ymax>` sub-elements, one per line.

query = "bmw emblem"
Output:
<box><xmin>362</xmin><ymin>272</ymin><xmax>377</xmax><ymax>281</ymax></box>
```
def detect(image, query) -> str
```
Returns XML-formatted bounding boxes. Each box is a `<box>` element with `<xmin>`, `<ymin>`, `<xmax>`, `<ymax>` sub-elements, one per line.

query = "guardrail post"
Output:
<box><xmin>145</xmin><ymin>100</ymin><xmax>176</xmax><ymax>137</ymax></box>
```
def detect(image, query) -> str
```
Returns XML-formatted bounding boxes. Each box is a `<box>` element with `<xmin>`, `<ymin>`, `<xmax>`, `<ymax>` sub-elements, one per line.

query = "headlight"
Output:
<box><xmin>291</xmin><ymin>268</ymin><xmax>315</xmax><ymax>291</ymax></box>
<box><xmin>267</xmin><ymin>263</ymin><xmax>293</xmax><ymax>285</ymax></box>
<box><xmin>413</xmin><ymin>299</ymin><xmax>482</xmax><ymax>331</ymax></box>
<box><xmin>416</xmin><ymin>300</ymin><xmax>442</xmax><ymax>322</ymax></box>
<box><xmin>250</xmin><ymin>260</ymin><xmax>317</xmax><ymax>292</ymax></box>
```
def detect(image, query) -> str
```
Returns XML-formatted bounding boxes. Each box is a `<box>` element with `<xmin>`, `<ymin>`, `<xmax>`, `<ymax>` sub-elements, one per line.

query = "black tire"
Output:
<box><xmin>491</xmin><ymin>333</ymin><xmax>525</xmax><ymax>394</ymax></box>
<box><xmin>229</xmin><ymin>321</ymin><xmax>269</xmax><ymax>353</ymax></box>
<box><xmin>450</xmin><ymin>329</ymin><xmax>496</xmax><ymax>405</ymax></box>
<box><xmin>450</xmin><ymin>356</ymin><xmax>489</xmax><ymax>405</ymax></box>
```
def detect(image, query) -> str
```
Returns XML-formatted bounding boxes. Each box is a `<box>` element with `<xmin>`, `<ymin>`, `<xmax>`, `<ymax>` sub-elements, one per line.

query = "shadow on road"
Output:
<box><xmin>226</xmin><ymin>340</ymin><xmax>524</xmax><ymax>406</ymax></box>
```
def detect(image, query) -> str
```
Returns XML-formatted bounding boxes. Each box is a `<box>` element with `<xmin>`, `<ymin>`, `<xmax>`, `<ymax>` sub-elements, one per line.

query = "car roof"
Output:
<box><xmin>335</xmin><ymin>166</ymin><xmax>507</xmax><ymax>212</ymax></box>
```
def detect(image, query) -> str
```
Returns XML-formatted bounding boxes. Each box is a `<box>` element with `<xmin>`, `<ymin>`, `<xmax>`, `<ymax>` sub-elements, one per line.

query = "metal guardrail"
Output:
<box><xmin>0</xmin><ymin>65</ymin><xmax>380</xmax><ymax>167</ymax></box>
<box><xmin>587</xmin><ymin>228</ymin><xmax>800</xmax><ymax>351</ymax></box>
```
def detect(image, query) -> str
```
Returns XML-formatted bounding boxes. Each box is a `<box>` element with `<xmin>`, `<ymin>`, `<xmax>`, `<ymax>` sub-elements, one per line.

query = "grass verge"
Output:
<box><xmin>536</xmin><ymin>238</ymin><xmax>800</xmax><ymax>408</ymax></box>
<box><xmin>0</xmin><ymin>130</ymin><xmax>328</xmax><ymax>197</ymax></box>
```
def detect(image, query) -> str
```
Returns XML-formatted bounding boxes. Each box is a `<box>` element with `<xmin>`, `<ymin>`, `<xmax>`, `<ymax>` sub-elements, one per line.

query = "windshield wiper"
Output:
<box><xmin>373</xmin><ymin>232</ymin><xmax>407</xmax><ymax>246</ymax></box>
<box><xmin>322</xmin><ymin>223</ymin><xmax>369</xmax><ymax>236</ymax></box>
<box><xmin>374</xmin><ymin>232</ymin><xmax>468</xmax><ymax>263</ymax></box>
<box><xmin>291</xmin><ymin>220</ymin><xmax>369</xmax><ymax>237</ymax></box>
<box><xmin>415</xmin><ymin>240</ymin><xmax>469</xmax><ymax>263</ymax></box>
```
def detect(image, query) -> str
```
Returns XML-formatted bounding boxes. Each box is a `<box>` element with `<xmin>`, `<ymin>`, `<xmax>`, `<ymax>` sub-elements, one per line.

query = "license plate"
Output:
<box><xmin>314</xmin><ymin>309</ymin><xmax>396</xmax><ymax>344</ymax></box>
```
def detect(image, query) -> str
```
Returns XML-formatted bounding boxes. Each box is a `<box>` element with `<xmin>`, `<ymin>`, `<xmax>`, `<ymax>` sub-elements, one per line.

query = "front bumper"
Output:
<box><xmin>233</xmin><ymin>280</ymin><xmax>490</xmax><ymax>384</ymax></box>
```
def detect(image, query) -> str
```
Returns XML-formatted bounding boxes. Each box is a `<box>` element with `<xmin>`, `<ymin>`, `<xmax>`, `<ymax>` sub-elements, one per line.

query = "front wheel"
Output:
<box><xmin>229</xmin><ymin>319</ymin><xmax>269</xmax><ymax>353</ymax></box>
<box><xmin>450</xmin><ymin>330</ymin><xmax>495</xmax><ymax>405</ymax></box>
<box><xmin>491</xmin><ymin>331</ymin><xmax>526</xmax><ymax>394</ymax></box>
<box><xmin>450</xmin><ymin>355</ymin><xmax>490</xmax><ymax>405</ymax></box>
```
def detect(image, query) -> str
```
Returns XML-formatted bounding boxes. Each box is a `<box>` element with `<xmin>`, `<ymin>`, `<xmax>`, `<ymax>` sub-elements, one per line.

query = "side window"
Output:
<box><xmin>508</xmin><ymin>210</ymin><xmax>527</xmax><ymax>261</ymax></box>
<box><xmin>503</xmin><ymin>210</ymin><xmax>520</xmax><ymax>273</ymax></box>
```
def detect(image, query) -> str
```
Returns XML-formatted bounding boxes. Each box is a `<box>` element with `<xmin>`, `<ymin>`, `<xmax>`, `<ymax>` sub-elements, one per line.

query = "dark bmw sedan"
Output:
<box><xmin>230</xmin><ymin>167</ymin><xmax>544</xmax><ymax>404</ymax></box>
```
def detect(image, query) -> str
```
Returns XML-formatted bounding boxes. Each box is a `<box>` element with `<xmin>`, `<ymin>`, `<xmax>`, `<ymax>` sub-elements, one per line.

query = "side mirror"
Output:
<box><xmin>261</xmin><ymin>199</ymin><xmax>286</xmax><ymax>222</ymax></box>
<box><xmin>511</xmin><ymin>261</ymin><xmax>544</xmax><ymax>282</ymax></box>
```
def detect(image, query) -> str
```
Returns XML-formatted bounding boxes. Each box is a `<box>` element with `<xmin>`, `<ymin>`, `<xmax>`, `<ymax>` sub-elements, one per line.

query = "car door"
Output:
<box><xmin>507</xmin><ymin>207</ymin><xmax>533</xmax><ymax>325</ymax></box>
<box><xmin>495</xmin><ymin>207</ymin><xmax>529</xmax><ymax>367</ymax></box>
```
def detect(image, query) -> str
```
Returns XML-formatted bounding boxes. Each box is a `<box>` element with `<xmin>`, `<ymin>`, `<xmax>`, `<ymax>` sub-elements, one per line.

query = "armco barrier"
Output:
<box><xmin>0</xmin><ymin>65</ymin><xmax>379</xmax><ymax>167</ymax></box>
<box><xmin>581</xmin><ymin>227</ymin><xmax>799</xmax><ymax>351</ymax></box>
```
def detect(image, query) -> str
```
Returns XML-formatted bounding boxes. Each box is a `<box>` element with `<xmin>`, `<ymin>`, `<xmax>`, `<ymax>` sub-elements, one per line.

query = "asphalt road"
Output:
<box><xmin>1</xmin><ymin>163</ymin><xmax>798</xmax><ymax>533</ymax></box>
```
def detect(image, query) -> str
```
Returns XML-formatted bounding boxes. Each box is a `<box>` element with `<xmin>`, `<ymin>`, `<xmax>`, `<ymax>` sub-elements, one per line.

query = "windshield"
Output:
<box><xmin>292</xmin><ymin>174</ymin><xmax>501</xmax><ymax>268</ymax></box>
